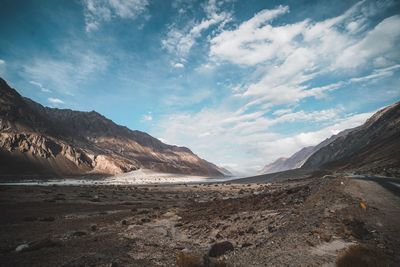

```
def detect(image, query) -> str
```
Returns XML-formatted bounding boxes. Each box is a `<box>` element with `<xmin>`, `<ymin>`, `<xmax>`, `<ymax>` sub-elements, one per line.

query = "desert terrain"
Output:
<box><xmin>1</xmin><ymin>172</ymin><xmax>399</xmax><ymax>266</ymax></box>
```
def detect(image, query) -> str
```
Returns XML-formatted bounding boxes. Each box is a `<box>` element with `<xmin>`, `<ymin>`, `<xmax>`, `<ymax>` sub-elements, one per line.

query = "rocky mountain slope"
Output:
<box><xmin>302</xmin><ymin>102</ymin><xmax>400</xmax><ymax>175</ymax></box>
<box><xmin>259</xmin><ymin>130</ymin><xmax>352</xmax><ymax>174</ymax></box>
<box><xmin>0</xmin><ymin>78</ymin><xmax>226</xmax><ymax>178</ymax></box>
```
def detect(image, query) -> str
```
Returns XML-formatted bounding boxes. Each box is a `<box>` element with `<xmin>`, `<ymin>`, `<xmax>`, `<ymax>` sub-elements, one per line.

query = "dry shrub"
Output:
<box><xmin>336</xmin><ymin>245</ymin><xmax>388</xmax><ymax>267</ymax></box>
<box><xmin>176</xmin><ymin>250</ymin><xmax>206</xmax><ymax>267</ymax></box>
<box><xmin>176</xmin><ymin>250</ymin><xmax>229</xmax><ymax>267</ymax></box>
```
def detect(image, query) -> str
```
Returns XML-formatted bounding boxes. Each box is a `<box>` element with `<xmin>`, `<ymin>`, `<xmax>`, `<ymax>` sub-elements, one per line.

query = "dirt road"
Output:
<box><xmin>351</xmin><ymin>175</ymin><xmax>400</xmax><ymax>196</ymax></box>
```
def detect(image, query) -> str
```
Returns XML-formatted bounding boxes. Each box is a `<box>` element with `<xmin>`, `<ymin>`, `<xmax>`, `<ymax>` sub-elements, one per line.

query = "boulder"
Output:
<box><xmin>208</xmin><ymin>241</ymin><xmax>234</xmax><ymax>258</ymax></box>
<box><xmin>15</xmin><ymin>238</ymin><xmax>62</xmax><ymax>252</ymax></box>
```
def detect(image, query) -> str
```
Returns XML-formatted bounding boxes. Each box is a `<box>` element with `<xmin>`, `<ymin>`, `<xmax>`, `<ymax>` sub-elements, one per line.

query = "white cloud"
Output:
<box><xmin>48</xmin><ymin>98</ymin><xmax>64</xmax><ymax>105</ymax></box>
<box><xmin>163</xmin><ymin>89</ymin><xmax>212</xmax><ymax>107</ymax></box>
<box><xmin>0</xmin><ymin>59</ymin><xmax>5</xmax><ymax>75</ymax></box>
<box><xmin>210</xmin><ymin>5</ymin><xmax>296</xmax><ymax>66</ymax></box>
<box><xmin>273</xmin><ymin>108</ymin><xmax>292</xmax><ymax>116</ymax></box>
<box><xmin>153</xmin><ymin>1</ymin><xmax>398</xmax><ymax>175</ymax></box>
<box><xmin>173</xmin><ymin>62</ymin><xmax>185</xmax><ymax>68</ymax></box>
<box><xmin>257</xmin><ymin>112</ymin><xmax>373</xmax><ymax>167</ymax></box>
<box><xmin>142</xmin><ymin>114</ymin><xmax>153</xmax><ymax>121</ymax></box>
<box><xmin>83</xmin><ymin>0</ymin><xmax>149</xmax><ymax>32</ymax></box>
<box><xmin>272</xmin><ymin>109</ymin><xmax>340</xmax><ymax>123</ymax></box>
<box><xmin>23</xmin><ymin>50</ymin><xmax>107</xmax><ymax>95</ymax></box>
<box><xmin>29</xmin><ymin>80</ymin><xmax>52</xmax><ymax>93</ymax></box>
<box><xmin>335</xmin><ymin>15</ymin><xmax>400</xmax><ymax>69</ymax></box>
<box><xmin>349</xmin><ymin>64</ymin><xmax>400</xmax><ymax>83</ymax></box>
<box><xmin>208</xmin><ymin>1</ymin><xmax>400</xmax><ymax>108</ymax></box>
<box><xmin>155</xmin><ymin>106</ymin><xmax>361</xmax><ymax>174</ymax></box>
<box><xmin>157</xmin><ymin>137</ymin><xmax>168</xmax><ymax>143</ymax></box>
<box><xmin>196</xmin><ymin>62</ymin><xmax>217</xmax><ymax>73</ymax></box>
<box><xmin>161</xmin><ymin>0</ymin><xmax>232</xmax><ymax>59</ymax></box>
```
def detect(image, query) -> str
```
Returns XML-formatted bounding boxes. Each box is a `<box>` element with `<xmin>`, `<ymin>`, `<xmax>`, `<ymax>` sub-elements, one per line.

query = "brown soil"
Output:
<box><xmin>0</xmin><ymin>175</ymin><xmax>399</xmax><ymax>266</ymax></box>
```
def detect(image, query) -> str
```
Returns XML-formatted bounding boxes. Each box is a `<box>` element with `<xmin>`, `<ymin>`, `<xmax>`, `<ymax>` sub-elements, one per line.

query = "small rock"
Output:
<box><xmin>121</xmin><ymin>219</ymin><xmax>127</xmax><ymax>226</ymax></box>
<box><xmin>246</xmin><ymin>226</ymin><xmax>255</xmax><ymax>234</ymax></box>
<box><xmin>39</xmin><ymin>216</ymin><xmax>55</xmax><ymax>222</ymax></box>
<box><xmin>70</xmin><ymin>230</ymin><xmax>87</xmax><ymax>237</ymax></box>
<box><xmin>268</xmin><ymin>224</ymin><xmax>276</xmax><ymax>232</ymax></box>
<box><xmin>241</xmin><ymin>242</ymin><xmax>253</xmax><ymax>248</ymax></box>
<box><xmin>141</xmin><ymin>218</ymin><xmax>151</xmax><ymax>223</ymax></box>
<box><xmin>90</xmin><ymin>224</ymin><xmax>97</xmax><ymax>231</ymax></box>
<box><xmin>15</xmin><ymin>244</ymin><xmax>30</xmax><ymax>252</ymax></box>
<box><xmin>138</xmin><ymin>209</ymin><xmax>149</xmax><ymax>215</ymax></box>
<box><xmin>109</xmin><ymin>262</ymin><xmax>118</xmax><ymax>267</ymax></box>
<box><xmin>208</xmin><ymin>241</ymin><xmax>234</xmax><ymax>257</ymax></box>
<box><xmin>15</xmin><ymin>239</ymin><xmax>62</xmax><ymax>252</ymax></box>
<box><xmin>321</xmin><ymin>233</ymin><xmax>332</xmax><ymax>242</ymax></box>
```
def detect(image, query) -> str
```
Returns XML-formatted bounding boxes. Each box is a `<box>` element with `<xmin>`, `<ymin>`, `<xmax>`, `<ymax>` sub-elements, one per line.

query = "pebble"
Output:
<box><xmin>15</xmin><ymin>244</ymin><xmax>30</xmax><ymax>252</ymax></box>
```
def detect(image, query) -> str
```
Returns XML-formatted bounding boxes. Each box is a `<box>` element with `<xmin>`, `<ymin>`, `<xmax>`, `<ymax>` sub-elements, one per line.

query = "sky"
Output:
<box><xmin>0</xmin><ymin>0</ymin><xmax>399</xmax><ymax>174</ymax></box>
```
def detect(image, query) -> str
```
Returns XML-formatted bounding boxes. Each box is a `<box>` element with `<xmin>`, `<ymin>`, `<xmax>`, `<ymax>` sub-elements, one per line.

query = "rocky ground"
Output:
<box><xmin>0</xmin><ymin>174</ymin><xmax>399</xmax><ymax>266</ymax></box>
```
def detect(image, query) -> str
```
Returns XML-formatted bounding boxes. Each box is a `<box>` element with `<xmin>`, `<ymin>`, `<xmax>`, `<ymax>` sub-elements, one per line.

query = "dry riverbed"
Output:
<box><xmin>0</xmin><ymin>175</ymin><xmax>399</xmax><ymax>266</ymax></box>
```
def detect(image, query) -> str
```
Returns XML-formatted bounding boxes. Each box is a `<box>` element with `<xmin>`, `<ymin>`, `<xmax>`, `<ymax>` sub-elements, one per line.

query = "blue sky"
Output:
<box><xmin>0</xmin><ymin>0</ymin><xmax>399</xmax><ymax>174</ymax></box>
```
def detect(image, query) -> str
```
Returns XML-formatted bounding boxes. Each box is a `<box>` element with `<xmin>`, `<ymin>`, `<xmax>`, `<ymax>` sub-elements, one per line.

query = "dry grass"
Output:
<box><xmin>176</xmin><ymin>250</ymin><xmax>206</xmax><ymax>267</ymax></box>
<box><xmin>336</xmin><ymin>245</ymin><xmax>388</xmax><ymax>267</ymax></box>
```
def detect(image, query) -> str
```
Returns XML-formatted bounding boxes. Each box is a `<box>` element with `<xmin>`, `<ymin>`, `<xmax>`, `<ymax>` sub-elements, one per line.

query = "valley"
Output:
<box><xmin>1</xmin><ymin>0</ymin><xmax>400</xmax><ymax>266</ymax></box>
<box><xmin>1</xmin><ymin>172</ymin><xmax>399</xmax><ymax>266</ymax></box>
<box><xmin>1</xmin><ymin>78</ymin><xmax>400</xmax><ymax>266</ymax></box>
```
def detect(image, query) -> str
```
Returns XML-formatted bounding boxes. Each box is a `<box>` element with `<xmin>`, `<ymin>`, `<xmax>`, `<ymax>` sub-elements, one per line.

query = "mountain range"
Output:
<box><xmin>0</xmin><ymin>78</ymin><xmax>228</xmax><ymax>178</ymax></box>
<box><xmin>1</xmin><ymin>76</ymin><xmax>398</xmax><ymax>179</ymax></box>
<box><xmin>259</xmin><ymin>129</ymin><xmax>352</xmax><ymax>174</ymax></box>
<box><xmin>260</xmin><ymin>102</ymin><xmax>400</xmax><ymax>176</ymax></box>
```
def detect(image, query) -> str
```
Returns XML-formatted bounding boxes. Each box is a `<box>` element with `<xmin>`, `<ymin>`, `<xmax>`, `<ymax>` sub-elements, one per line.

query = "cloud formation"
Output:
<box><xmin>2</xmin><ymin>0</ymin><xmax>398</xmax><ymax>175</ymax></box>
<box><xmin>210</xmin><ymin>2</ymin><xmax>400</xmax><ymax>108</ymax></box>
<box><xmin>23</xmin><ymin>50</ymin><xmax>107</xmax><ymax>95</ymax></box>
<box><xmin>142</xmin><ymin>113</ymin><xmax>153</xmax><ymax>121</ymax></box>
<box><xmin>162</xmin><ymin>0</ymin><xmax>232</xmax><ymax>64</ymax></box>
<box><xmin>155</xmin><ymin>1</ymin><xmax>400</xmax><ymax>173</ymax></box>
<box><xmin>156</xmin><ymin>107</ymin><xmax>373</xmax><ymax>174</ymax></box>
<box><xmin>48</xmin><ymin>97</ymin><xmax>64</xmax><ymax>105</ymax></box>
<box><xmin>83</xmin><ymin>0</ymin><xmax>149</xmax><ymax>32</ymax></box>
<box><xmin>29</xmin><ymin>80</ymin><xmax>51</xmax><ymax>93</ymax></box>
<box><xmin>0</xmin><ymin>59</ymin><xmax>5</xmax><ymax>75</ymax></box>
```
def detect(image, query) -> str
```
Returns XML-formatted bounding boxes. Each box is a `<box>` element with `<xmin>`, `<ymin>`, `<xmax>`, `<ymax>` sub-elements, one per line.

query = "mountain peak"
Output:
<box><xmin>0</xmin><ymin>78</ymin><xmax>225</xmax><ymax>178</ymax></box>
<box><xmin>301</xmin><ymin>102</ymin><xmax>400</xmax><ymax>176</ymax></box>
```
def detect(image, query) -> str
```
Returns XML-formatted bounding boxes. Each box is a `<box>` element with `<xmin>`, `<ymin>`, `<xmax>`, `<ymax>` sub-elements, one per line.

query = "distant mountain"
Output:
<box><xmin>259</xmin><ymin>129</ymin><xmax>352</xmax><ymax>174</ymax></box>
<box><xmin>0</xmin><ymin>78</ymin><xmax>226</xmax><ymax>178</ymax></box>
<box><xmin>259</xmin><ymin>157</ymin><xmax>290</xmax><ymax>174</ymax></box>
<box><xmin>302</xmin><ymin>102</ymin><xmax>400</xmax><ymax>175</ymax></box>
